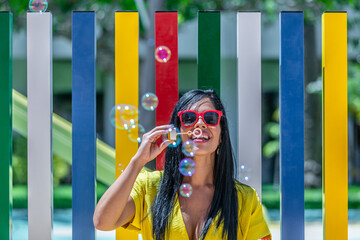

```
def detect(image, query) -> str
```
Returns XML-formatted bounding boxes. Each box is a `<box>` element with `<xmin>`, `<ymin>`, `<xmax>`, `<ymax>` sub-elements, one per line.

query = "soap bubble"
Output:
<box><xmin>128</xmin><ymin>124</ymin><xmax>145</xmax><ymax>143</ymax></box>
<box><xmin>239</xmin><ymin>164</ymin><xmax>251</xmax><ymax>183</ymax></box>
<box><xmin>162</xmin><ymin>127</ymin><xmax>181</xmax><ymax>148</ymax></box>
<box><xmin>110</xmin><ymin>104</ymin><xmax>138</xmax><ymax>130</ymax></box>
<box><xmin>141</xmin><ymin>93</ymin><xmax>159</xmax><ymax>111</ymax></box>
<box><xmin>155</xmin><ymin>46</ymin><xmax>171</xmax><ymax>63</ymax></box>
<box><xmin>29</xmin><ymin>0</ymin><xmax>48</xmax><ymax>13</ymax></box>
<box><xmin>121</xmin><ymin>105</ymin><xmax>139</xmax><ymax>125</ymax></box>
<box><xmin>117</xmin><ymin>163</ymin><xmax>125</xmax><ymax>173</ymax></box>
<box><xmin>182</xmin><ymin>140</ymin><xmax>197</xmax><ymax>157</ymax></box>
<box><xmin>179</xmin><ymin>183</ymin><xmax>193</xmax><ymax>197</ymax></box>
<box><xmin>179</xmin><ymin>158</ymin><xmax>196</xmax><ymax>177</ymax></box>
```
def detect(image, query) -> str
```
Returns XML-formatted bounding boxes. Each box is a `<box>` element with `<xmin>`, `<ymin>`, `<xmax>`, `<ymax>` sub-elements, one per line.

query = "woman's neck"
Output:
<box><xmin>182</xmin><ymin>153</ymin><xmax>215</xmax><ymax>187</ymax></box>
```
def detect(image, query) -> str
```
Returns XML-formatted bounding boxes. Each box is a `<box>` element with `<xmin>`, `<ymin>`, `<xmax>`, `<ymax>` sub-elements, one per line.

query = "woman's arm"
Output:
<box><xmin>93</xmin><ymin>125</ymin><xmax>173</xmax><ymax>231</ymax></box>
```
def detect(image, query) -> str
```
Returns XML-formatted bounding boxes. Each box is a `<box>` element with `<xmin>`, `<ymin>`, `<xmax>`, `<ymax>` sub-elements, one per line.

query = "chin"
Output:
<box><xmin>193</xmin><ymin>149</ymin><xmax>216</xmax><ymax>157</ymax></box>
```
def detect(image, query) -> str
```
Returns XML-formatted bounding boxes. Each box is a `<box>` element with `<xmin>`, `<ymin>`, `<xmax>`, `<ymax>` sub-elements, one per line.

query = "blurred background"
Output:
<box><xmin>1</xmin><ymin>0</ymin><xmax>360</xmax><ymax>239</ymax></box>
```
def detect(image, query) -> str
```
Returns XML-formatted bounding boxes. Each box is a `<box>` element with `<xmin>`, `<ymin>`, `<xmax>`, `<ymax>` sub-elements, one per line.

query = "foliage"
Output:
<box><xmin>1</xmin><ymin>0</ymin><xmax>358</xmax><ymax>73</ymax></box>
<box><xmin>349</xmin><ymin>62</ymin><xmax>360</xmax><ymax>124</ymax></box>
<box><xmin>166</xmin><ymin>0</ymin><xmax>360</xmax><ymax>24</ymax></box>
<box><xmin>262</xmin><ymin>184</ymin><xmax>360</xmax><ymax>209</ymax></box>
<box><xmin>263</xmin><ymin>109</ymin><xmax>279</xmax><ymax>158</ymax></box>
<box><xmin>13</xmin><ymin>182</ymin><xmax>109</xmax><ymax>208</ymax></box>
<box><xmin>263</xmin><ymin>61</ymin><xmax>360</xmax><ymax>158</ymax></box>
<box><xmin>12</xmin><ymin>135</ymin><xmax>70</xmax><ymax>186</ymax></box>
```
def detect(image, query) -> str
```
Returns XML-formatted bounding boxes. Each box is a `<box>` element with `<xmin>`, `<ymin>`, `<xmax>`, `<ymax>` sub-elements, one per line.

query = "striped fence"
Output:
<box><xmin>0</xmin><ymin>10</ymin><xmax>348</xmax><ymax>240</ymax></box>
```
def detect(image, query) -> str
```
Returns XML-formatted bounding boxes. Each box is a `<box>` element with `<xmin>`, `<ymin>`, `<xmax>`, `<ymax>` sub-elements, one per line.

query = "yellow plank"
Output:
<box><xmin>322</xmin><ymin>12</ymin><xmax>348</xmax><ymax>240</ymax></box>
<box><xmin>115</xmin><ymin>11</ymin><xmax>139</xmax><ymax>240</ymax></box>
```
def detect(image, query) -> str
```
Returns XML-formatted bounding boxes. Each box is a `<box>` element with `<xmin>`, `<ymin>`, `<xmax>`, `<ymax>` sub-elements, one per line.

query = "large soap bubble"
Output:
<box><xmin>182</xmin><ymin>140</ymin><xmax>197</xmax><ymax>157</ymax></box>
<box><xmin>179</xmin><ymin>158</ymin><xmax>196</xmax><ymax>177</ymax></box>
<box><xmin>110</xmin><ymin>104</ymin><xmax>138</xmax><ymax>130</ymax></box>
<box><xmin>128</xmin><ymin>124</ymin><xmax>145</xmax><ymax>143</ymax></box>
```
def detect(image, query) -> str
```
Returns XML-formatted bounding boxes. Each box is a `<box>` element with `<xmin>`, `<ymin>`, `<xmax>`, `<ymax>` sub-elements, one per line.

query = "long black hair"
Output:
<box><xmin>150</xmin><ymin>89</ymin><xmax>239</xmax><ymax>240</ymax></box>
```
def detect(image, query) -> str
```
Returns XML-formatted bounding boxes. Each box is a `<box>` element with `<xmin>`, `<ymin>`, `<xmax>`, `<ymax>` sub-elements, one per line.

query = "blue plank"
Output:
<box><xmin>279</xmin><ymin>11</ymin><xmax>304</xmax><ymax>240</ymax></box>
<box><xmin>72</xmin><ymin>11</ymin><xmax>96</xmax><ymax>240</ymax></box>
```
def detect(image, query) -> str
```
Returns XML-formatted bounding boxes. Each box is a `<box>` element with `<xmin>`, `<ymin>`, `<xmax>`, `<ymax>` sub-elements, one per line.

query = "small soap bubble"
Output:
<box><xmin>162</xmin><ymin>127</ymin><xmax>181</xmax><ymax>148</ymax></box>
<box><xmin>117</xmin><ymin>163</ymin><xmax>125</xmax><ymax>173</ymax></box>
<box><xmin>239</xmin><ymin>164</ymin><xmax>251</xmax><ymax>183</ymax></box>
<box><xmin>155</xmin><ymin>46</ymin><xmax>171</xmax><ymax>63</ymax></box>
<box><xmin>141</xmin><ymin>93</ymin><xmax>159</xmax><ymax>111</ymax></box>
<box><xmin>182</xmin><ymin>140</ymin><xmax>197</xmax><ymax>157</ymax></box>
<box><xmin>110</xmin><ymin>104</ymin><xmax>138</xmax><ymax>130</ymax></box>
<box><xmin>29</xmin><ymin>0</ymin><xmax>48</xmax><ymax>12</ymax></box>
<box><xmin>179</xmin><ymin>183</ymin><xmax>193</xmax><ymax>198</ymax></box>
<box><xmin>128</xmin><ymin>124</ymin><xmax>145</xmax><ymax>143</ymax></box>
<box><xmin>179</xmin><ymin>158</ymin><xmax>196</xmax><ymax>176</ymax></box>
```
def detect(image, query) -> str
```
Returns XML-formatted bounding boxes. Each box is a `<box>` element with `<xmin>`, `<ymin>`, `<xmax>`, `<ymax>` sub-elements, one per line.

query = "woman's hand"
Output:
<box><xmin>132</xmin><ymin>125</ymin><xmax>174</xmax><ymax>165</ymax></box>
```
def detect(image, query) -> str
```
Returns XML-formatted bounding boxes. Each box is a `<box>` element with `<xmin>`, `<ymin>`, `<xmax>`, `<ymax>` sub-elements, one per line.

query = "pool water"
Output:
<box><xmin>12</xmin><ymin>209</ymin><xmax>360</xmax><ymax>240</ymax></box>
<box><xmin>13</xmin><ymin>209</ymin><xmax>114</xmax><ymax>240</ymax></box>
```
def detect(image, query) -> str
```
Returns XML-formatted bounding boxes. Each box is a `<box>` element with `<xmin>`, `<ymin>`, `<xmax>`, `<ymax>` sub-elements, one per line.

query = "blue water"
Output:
<box><xmin>267</xmin><ymin>209</ymin><xmax>360</xmax><ymax>222</ymax></box>
<box><xmin>12</xmin><ymin>209</ymin><xmax>360</xmax><ymax>239</ymax></box>
<box><xmin>13</xmin><ymin>209</ymin><xmax>114</xmax><ymax>240</ymax></box>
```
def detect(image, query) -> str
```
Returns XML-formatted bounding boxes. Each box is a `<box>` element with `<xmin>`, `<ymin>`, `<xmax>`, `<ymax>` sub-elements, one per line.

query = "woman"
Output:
<box><xmin>93</xmin><ymin>89</ymin><xmax>271</xmax><ymax>240</ymax></box>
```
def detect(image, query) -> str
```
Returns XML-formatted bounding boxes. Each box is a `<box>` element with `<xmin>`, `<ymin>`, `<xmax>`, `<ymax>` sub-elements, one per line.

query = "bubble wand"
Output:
<box><xmin>167</xmin><ymin>127</ymin><xmax>203</xmax><ymax>141</ymax></box>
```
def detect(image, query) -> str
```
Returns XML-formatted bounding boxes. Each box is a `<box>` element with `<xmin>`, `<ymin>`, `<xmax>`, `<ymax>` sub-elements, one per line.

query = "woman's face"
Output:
<box><xmin>179</xmin><ymin>98</ymin><xmax>221</xmax><ymax>157</ymax></box>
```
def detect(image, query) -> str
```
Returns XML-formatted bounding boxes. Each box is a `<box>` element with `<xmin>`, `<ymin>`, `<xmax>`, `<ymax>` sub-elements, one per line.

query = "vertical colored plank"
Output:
<box><xmin>72</xmin><ymin>11</ymin><xmax>96</xmax><ymax>240</ymax></box>
<box><xmin>115</xmin><ymin>11</ymin><xmax>139</xmax><ymax>239</ymax></box>
<box><xmin>198</xmin><ymin>11</ymin><xmax>220</xmax><ymax>95</ymax></box>
<box><xmin>0</xmin><ymin>11</ymin><xmax>13</xmax><ymax>240</ymax></box>
<box><xmin>322</xmin><ymin>11</ymin><xmax>348</xmax><ymax>240</ymax></box>
<box><xmin>155</xmin><ymin>11</ymin><xmax>178</xmax><ymax>170</ymax></box>
<box><xmin>236</xmin><ymin>12</ymin><xmax>262</xmax><ymax>198</ymax></box>
<box><xmin>27</xmin><ymin>12</ymin><xmax>53</xmax><ymax>240</ymax></box>
<box><xmin>279</xmin><ymin>11</ymin><xmax>304</xmax><ymax>240</ymax></box>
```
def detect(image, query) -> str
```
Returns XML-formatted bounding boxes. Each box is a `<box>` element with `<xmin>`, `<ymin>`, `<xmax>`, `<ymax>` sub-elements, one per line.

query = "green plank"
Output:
<box><xmin>197</xmin><ymin>11</ymin><xmax>221</xmax><ymax>95</ymax></box>
<box><xmin>0</xmin><ymin>11</ymin><xmax>13</xmax><ymax>240</ymax></box>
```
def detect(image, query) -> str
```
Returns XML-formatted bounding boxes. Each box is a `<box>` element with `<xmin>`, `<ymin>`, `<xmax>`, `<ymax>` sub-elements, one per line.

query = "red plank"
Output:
<box><xmin>155</xmin><ymin>11</ymin><xmax>178</xmax><ymax>170</ymax></box>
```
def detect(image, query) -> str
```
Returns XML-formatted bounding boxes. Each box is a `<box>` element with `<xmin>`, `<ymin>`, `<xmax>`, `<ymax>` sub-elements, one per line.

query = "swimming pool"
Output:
<box><xmin>13</xmin><ymin>209</ymin><xmax>114</xmax><ymax>240</ymax></box>
<box><xmin>12</xmin><ymin>209</ymin><xmax>360</xmax><ymax>240</ymax></box>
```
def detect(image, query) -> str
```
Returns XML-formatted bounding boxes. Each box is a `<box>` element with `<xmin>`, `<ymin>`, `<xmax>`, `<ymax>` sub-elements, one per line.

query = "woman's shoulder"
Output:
<box><xmin>234</xmin><ymin>180</ymin><xmax>258</xmax><ymax>201</ymax></box>
<box><xmin>137</xmin><ymin>169</ymin><xmax>163</xmax><ymax>187</ymax></box>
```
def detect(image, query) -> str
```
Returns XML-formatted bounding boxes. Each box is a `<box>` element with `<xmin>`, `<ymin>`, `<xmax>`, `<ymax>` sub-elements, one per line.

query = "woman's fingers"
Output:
<box><xmin>146</xmin><ymin>129</ymin><xmax>170</xmax><ymax>142</ymax></box>
<box><xmin>159</xmin><ymin>140</ymin><xmax>173</xmax><ymax>151</ymax></box>
<box><xmin>146</xmin><ymin>125</ymin><xmax>173</xmax><ymax>135</ymax></box>
<box><xmin>134</xmin><ymin>125</ymin><xmax>176</xmax><ymax>163</ymax></box>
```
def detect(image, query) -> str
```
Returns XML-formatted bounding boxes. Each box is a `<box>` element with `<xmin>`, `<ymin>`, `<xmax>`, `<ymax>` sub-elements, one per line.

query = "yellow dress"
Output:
<box><xmin>122</xmin><ymin>170</ymin><xmax>271</xmax><ymax>240</ymax></box>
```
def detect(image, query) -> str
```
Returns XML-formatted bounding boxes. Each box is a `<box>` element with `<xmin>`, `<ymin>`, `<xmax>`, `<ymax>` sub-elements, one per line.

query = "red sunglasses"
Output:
<box><xmin>177</xmin><ymin>110</ymin><xmax>223</xmax><ymax>127</ymax></box>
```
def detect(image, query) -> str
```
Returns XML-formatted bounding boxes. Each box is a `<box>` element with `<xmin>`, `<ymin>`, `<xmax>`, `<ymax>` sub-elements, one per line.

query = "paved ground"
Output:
<box><xmin>92</xmin><ymin>222</ymin><xmax>360</xmax><ymax>240</ymax></box>
<box><xmin>268</xmin><ymin>222</ymin><xmax>360</xmax><ymax>240</ymax></box>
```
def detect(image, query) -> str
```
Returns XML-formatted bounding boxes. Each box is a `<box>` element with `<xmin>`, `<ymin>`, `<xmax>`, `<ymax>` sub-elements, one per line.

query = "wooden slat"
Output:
<box><xmin>322</xmin><ymin>11</ymin><xmax>348</xmax><ymax>240</ymax></box>
<box><xmin>155</xmin><ymin>11</ymin><xmax>178</xmax><ymax>170</ymax></box>
<box><xmin>115</xmin><ymin>11</ymin><xmax>139</xmax><ymax>239</ymax></box>
<box><xmin>27</xmin><ymin>12</ymin><xmax>53</xmax><ymax>240</ymax></box>
<box><xmin>0</xmin><ymin>11</ymin><xmax>13</xmax><ymax>240</ymax></box>
<box><xmin>72</xmin><ymin>11</ymin><xmax>96</xmax><ymax>240</ymax></box>
<box><xmin>279</xmin><ymin>11</ymin><xmax>305</xmax><ymax>240</ymax></box>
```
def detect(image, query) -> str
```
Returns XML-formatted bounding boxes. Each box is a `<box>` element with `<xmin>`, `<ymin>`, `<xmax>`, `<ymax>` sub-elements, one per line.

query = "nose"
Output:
<box><xmin>194</xmin><ymin>116</ymin><xmax>207</xmax><ymax>128</ymax></box>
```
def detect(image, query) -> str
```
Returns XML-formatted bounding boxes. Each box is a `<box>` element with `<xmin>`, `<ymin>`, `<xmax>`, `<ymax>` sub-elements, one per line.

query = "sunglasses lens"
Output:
<box><xmin>203</xmin><ymin>112</ymin><xmax>220</xmax><ymax>126</ymax></box>
<box><xmin>181</xmin><ymin>112</ymin><xmax>197</xmax><ymax>126</ymax></box>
